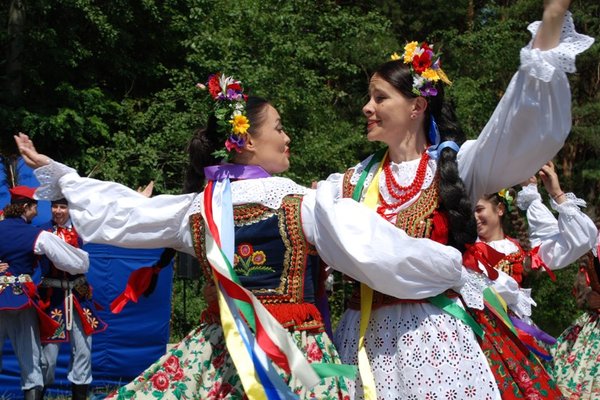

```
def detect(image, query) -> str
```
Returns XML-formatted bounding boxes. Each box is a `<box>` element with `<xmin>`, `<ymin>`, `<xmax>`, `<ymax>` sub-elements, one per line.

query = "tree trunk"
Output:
<box><xmin>7</xmin><ymin>0</ymin><xmax>25</xmax><ymax>105</ymax></box>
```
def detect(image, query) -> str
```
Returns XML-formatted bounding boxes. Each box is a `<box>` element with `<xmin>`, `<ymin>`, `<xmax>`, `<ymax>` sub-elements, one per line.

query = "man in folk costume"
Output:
<box><xmin>0</xmin><ymin>186</ymin><xmax>89</xmax><ymax>400</ymax></box>
<box><xmin>38</xmin><ymin>198</ymin><xmax>106</xmax><ymax>400</ymax></box>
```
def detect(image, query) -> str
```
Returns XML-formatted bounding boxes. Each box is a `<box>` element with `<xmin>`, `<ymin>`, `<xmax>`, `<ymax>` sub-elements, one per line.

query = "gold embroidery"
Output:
<box><xmin>342</xmin><ymin>165</ymin><xmax>443</xmax><ymax>309</ymax></box>
<box><xmin>394</xmin><ymin>176</ymin><xmax>440</xmax><ymax>239</ymax></box>
<box><xmin>189</xmin><ymin>195</ymin><xmax>312</xmax><ymax>305</ymax></box>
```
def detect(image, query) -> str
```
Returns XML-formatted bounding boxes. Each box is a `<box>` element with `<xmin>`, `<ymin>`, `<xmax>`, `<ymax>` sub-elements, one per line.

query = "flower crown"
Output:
<box><xmin>197</xmin><ymin>73</ymin><xmax>249</xmax><ymax>160</ymax></box>
<box><xmin>497</xmin><ymin>188</ymin><xmax>514</xmax><ymax>212</ymax></box>
<box><xmin>391</xmin><ymin>41</ymin><xmax>451</xmax><ymax>97</ymax></box>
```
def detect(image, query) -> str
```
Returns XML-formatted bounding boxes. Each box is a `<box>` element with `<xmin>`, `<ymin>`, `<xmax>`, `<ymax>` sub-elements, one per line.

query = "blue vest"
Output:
<box><xmin>0</xmin><ymin>217</ymin><xmax>43</xmax><ymax>310</ymax></box>
<box><xmin>192</xmin><ymin>195</ymin><xmax>325</xmax><ymax>332</ymax></box>
<box><xmin>0</xmin><ymin>217</ymin><xmax>42</xmax><ymax>275</ymax></box>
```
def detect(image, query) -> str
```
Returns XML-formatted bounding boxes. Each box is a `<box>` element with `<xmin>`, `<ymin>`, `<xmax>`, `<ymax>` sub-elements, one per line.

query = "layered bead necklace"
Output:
<box><xmin>377</xmin><ymin>151</ymin><xmax>430</xmax><ymax>218</ymax></box>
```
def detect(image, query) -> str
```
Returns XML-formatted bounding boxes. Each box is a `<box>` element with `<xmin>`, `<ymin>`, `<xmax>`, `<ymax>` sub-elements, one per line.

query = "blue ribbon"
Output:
<box><xmin>427</xmin><ymin>140</ymin><xmax>460</xmax><ymax>160</ymax></box>
<box><xmin>428</xmin><ymin>115</ymin><xmax>441</xmax><ymax>146</ymax></box>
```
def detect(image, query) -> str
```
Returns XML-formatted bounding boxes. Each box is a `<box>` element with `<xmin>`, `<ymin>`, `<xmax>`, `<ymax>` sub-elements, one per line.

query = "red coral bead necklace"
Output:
<box><xmin>377</xmin><ymin>151</ymin><xmax>429</xmax><ymax>215</ymax></box>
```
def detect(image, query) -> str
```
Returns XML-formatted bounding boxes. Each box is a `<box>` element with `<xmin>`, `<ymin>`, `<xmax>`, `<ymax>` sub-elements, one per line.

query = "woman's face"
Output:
<box><xmin>362</xmin><ymin>73</ymin><xmax>417</xmax><ymax>145</ymax></box>
<box><xmin>249</xmin><ymin>104</ymin><xmax>290</xmax><ymax>174</ymax></box>
<box><xmin>474</xmin><ymin>198</ymin><xmax>503</xmax><ymax>241</ymax></box>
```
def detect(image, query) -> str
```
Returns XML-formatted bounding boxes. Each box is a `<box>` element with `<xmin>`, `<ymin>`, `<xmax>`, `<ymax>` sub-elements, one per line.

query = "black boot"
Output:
<box><xmin>23</xmin><ymin>388</ymin><xmax>43</xmax><ymax>400</ymax></box>
<box><xmin>72</xmin><ymin>383</ymin><xmax>89</xmax><ymax>400</ymax></box>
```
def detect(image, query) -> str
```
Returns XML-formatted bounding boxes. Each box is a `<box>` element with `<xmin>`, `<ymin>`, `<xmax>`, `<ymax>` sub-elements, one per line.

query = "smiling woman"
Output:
<box><xmin>13</xmin><ymin>74</ymin><xmax>352</xmax><ymax>399</ymax></box>
<box><xmin>321</xmin><ymin>0</ymin><xmax>595</xmax><ymax>398</ymax></box>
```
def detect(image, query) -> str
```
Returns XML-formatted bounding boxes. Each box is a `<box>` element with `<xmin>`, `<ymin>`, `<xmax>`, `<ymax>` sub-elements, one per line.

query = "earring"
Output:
<box><xmin>410</xmin><ymin>114</ymin><xmax>416</xmax><ymax>119</ymax></box>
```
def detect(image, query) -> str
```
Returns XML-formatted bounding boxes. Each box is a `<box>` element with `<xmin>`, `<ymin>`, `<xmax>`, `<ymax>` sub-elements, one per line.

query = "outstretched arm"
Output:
<box><xmin>533</xmin><ymin>0</ymin><xmax>571</xmax><ymax>50</ymax></box>
<box><xmin>519</xmin><ymin>162</ymin><xmax>597</xmax><ymax>270</ymax></box>
<box><xmin>14</xmin><ymin>132</ymin><xmax>197</xmax><ymax>255</ymax></box>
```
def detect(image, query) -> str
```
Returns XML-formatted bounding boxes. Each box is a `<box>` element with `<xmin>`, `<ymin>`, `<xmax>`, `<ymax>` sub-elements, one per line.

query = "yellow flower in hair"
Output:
<box><xmin>498</xmin><ymin>188</ymin><xmax>514</xmax><ymax>211</ymax></box>
<box><xmin>390</xmin><ymin>52</ymin><xmax>401</xmax><ymax>61</ymax></box>
<box><xmin>421</xmin><ymin>68</ymin><xmax>440</xmax><ymax>82</ymax></box>
<box><xmin>436</xmin><ymin>68</ymin><xmax>452</xmax><ymax>85</ymax></box>
<box><xmin>230</xmin><ymin>114</ymin><xmax>250</xmax><ymax>135</ymax></box>
<box><xmin>403</xmin><ymin>41</ymin><xmax>418</xmax><ymax>63</ymax></box>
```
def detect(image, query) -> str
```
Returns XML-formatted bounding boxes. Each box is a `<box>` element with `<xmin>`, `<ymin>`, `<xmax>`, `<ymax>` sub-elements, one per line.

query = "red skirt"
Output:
<box><xmin>471</xmin><ymin>307</ymin><xmax>565</xmax><ymax>399</ymax></box>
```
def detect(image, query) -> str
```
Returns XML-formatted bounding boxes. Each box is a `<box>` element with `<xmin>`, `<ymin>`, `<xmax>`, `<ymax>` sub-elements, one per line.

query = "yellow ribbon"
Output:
<box><xmin>356</xmin><ymin>150</ymin><xmax>388</xmax><ymax>400</ymax></box>
<box><xmin>216</xmin><ymin>279</ymin><xmax>268</xmax><ymax>400</ymax></box>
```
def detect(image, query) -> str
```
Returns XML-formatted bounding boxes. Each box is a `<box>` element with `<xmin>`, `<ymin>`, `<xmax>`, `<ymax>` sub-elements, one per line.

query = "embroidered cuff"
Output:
<box><xmin>455</xmin><ymin>268</ymin><xmax>485</xmax><ymax>310</ymax></box>
<box><xmin>550</xmin><ymin>192</ymin><xmax>587</xmax><ymax>215</ymax></box>
<box><xmin>516</xmin><ymin>184</ymin><xmax>541</xmax><ymax>211</ymax></box>
<box><xmin>512</xmin><ymin>288</ymin><xmax>536</xmax><ymax>319</ymax></box>
<box><xmin>520</xmin><ymin>11</ymin><xmax>595</xmax><ymax>82</ymax></box>
<box><xmin>34</xmin><ymin>160</ymin><xmax>77</xmax><ymax>201</ymax></box>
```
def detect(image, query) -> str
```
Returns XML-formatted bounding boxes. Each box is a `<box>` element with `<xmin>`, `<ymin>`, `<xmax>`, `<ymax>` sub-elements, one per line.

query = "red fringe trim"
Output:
<box><xmin>200</xmin><ymin>301</ymin><xmax>324</xmax><ymax>333</ymax></box>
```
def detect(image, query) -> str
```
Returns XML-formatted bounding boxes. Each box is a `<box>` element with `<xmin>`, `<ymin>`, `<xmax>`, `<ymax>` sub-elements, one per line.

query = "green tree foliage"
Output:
<box><xmin>2</xmin><ymin>0</ymin><xmax>598</xmax><ymax>339</ymax></box>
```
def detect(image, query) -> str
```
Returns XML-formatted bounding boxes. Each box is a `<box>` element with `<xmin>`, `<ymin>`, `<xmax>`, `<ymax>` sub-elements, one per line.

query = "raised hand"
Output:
<box><xmin>14</xmin><ymin>132</ymin><xmax>51</xmax><ymax>169</ymax></box>
<box><xmin>533</xmin><ymin>0</ymin><xmax>571</xmax><ymax>50</ymax></box>
<box><xmin>539</xmin><ymin>161</ymin><xmax>565</xmax><ymax>203</ymax></box>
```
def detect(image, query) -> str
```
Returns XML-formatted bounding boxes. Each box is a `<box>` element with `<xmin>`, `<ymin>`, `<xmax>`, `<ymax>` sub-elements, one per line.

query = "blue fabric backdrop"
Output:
<box><xmin>1</xmin><ymin>158</ymin><xmax>173</xmax><ymax>397</ymax></box>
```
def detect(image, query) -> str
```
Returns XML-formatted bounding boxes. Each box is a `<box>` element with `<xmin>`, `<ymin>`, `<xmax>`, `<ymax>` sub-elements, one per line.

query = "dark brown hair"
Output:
<box><xmin>374</xmin><ymin>60</ymin><xmax>476</xmax><ymax>252</ymax></box>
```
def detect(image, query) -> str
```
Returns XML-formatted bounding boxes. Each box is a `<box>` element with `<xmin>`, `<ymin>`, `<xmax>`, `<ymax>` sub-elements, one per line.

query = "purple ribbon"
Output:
<box><xmin>204</xmin><ymin>164</ymin><xmax>271</xmax><ymax>181</ymax></box>
<box><xmin>509</xmin><ymin>315</ymin><xmax>557</xmax><ymax>345</ymax></box>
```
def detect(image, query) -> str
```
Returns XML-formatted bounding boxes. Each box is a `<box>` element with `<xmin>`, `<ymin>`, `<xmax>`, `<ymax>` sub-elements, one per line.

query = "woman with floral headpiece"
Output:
<box><xmin>311</xmin><ymin>0</ymin><xmax>594</xmax><ymax>398</ymax></box>
<box><xmin>15</xmin><ymin>76</ymin><xmax>358</xmax><ymax>398</ymax></box>
<box><xmin>14</xmin><ymin>72</ymin><xmax>542</xmax><ymax>398</ymax></box>
<box><xmin>469</xmin><ymin>160</ymin><xmax>596</xmax><ymax>363</ymax></box>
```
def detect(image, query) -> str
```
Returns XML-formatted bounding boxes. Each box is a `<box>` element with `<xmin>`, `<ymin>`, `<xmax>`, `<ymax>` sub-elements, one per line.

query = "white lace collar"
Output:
<box><xmin>189</xmin><ymin>177</ymin><xmax>309</xmax><ymax>215</ymax></box>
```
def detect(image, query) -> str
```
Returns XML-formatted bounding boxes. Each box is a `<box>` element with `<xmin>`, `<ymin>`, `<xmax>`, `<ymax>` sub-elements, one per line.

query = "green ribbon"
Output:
<box><xmin>352</xmin><ymin>148</ymin><xmax>485</xmax><ymax>339</ymax></box>
<box><xmin>311</xmin><ymin>362</ymin><xmax>357</xmax><ymax>379</ymax></box>
<box><xmin>428</xmin><ymin>294</ymin><xmax>484</xmax><ymax>339</ymax></box>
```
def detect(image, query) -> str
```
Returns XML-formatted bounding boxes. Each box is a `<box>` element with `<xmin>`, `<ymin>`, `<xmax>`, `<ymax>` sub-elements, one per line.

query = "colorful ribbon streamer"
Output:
<box><xmin>200</xmin><ymin>168</ymin><xmax>355</xmax><ymax>399</ymax></box>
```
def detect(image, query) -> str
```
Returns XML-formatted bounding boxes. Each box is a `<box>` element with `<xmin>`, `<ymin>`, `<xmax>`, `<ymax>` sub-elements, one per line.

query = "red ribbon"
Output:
<box><xmin>463</xmin><ymin>242</ymin><xmax>500</xmax><ymax>281</ymax></box>
<box><xmin>110</xmin><ymin>265</ymin><xmax>160</xmax><ymax>313</ymax></box>
<box><xmin>203</xmin><ymin>179</ymin><xmax>291</xmax><ymax>373</ymax></box>
<box><xmin>529</xmin><ymin>246</ymin><xmax>556</xmax><ymax>281</ymax></box>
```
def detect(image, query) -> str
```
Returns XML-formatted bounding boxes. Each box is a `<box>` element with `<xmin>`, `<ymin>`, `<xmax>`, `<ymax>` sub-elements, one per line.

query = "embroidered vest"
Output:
<box><xmin>190</xmin><ymin>194</ymin><xmax>324</xmax><ymax>332</ymax></box>
<box><xmin>342</xmin><ymin>168</ymin><xmax>452</xmax><ymax>309</ymax></box>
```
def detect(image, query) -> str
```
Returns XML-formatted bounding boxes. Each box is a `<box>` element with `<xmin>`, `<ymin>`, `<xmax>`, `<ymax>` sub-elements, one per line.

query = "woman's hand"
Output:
<box><xmin>0</xmin><ymin>263</ymin><xmax>8</xmax><ymax>273</ymax></box>
<box><xmin>14</xmin><ymin>132</ymin><xmax>51</xmax><ymax>169</ymax></box>
<box><xmin>539</xmin><ymin>161</ymin><xmax>565</xmax><ymax>203</ymax></box>
<box><xmin>532</xmin><ymin>0</ymin><xmax>571</xmax><ymax>50</ymax></box>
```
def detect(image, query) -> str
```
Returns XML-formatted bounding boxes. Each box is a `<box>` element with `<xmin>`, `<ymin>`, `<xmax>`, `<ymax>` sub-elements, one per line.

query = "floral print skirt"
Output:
<box><xmin>472</xmin><ymin>307</ymin><xmax>566</xmax><ymax>399</ymax></box>
<box><xmin>105</xmin><ymin>322</ymin><xmax>349</xmax><ymax>399</ymax></box>
<box><xmin>551</xmin><ymin>311</ymin><xmax>600</xmax><ymax>399</ymax></box>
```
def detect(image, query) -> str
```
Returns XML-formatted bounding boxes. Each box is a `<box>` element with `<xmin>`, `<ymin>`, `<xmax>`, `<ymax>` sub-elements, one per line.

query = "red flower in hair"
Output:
<box><xmin>420</xmin><ymin>41</ymin><xmax>433</xmax><ymax>53</ymax></box>
<box><xmin>207</xmin><ymin>74</ymin><xmax>222</xmax><ymax>99</ymax></box>
<box><xmin>227</xmin><ymin>82</ymin><xmax>242</xmax><ymax>92</ymax></box>
<box><xmin>412</xmin><ymin>52</ymin><xmax>432</xmax><ymax>74</ymax></box>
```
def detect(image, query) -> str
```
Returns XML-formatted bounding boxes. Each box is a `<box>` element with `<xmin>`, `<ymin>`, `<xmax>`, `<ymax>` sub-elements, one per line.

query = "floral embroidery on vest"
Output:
<box><xmin>189</xmin><ymin>195</ymin><xmax>323</xmax><ymax>331</ymax></box>
<box><xmin>233</xmin><ymin>243</ymin><xmax>272</xmax><ymax>276</ymax></box>
<box><xmin>190</xmin><ymin>195</ymin><xmax>315</xmax><ymax>304</ymax></box>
